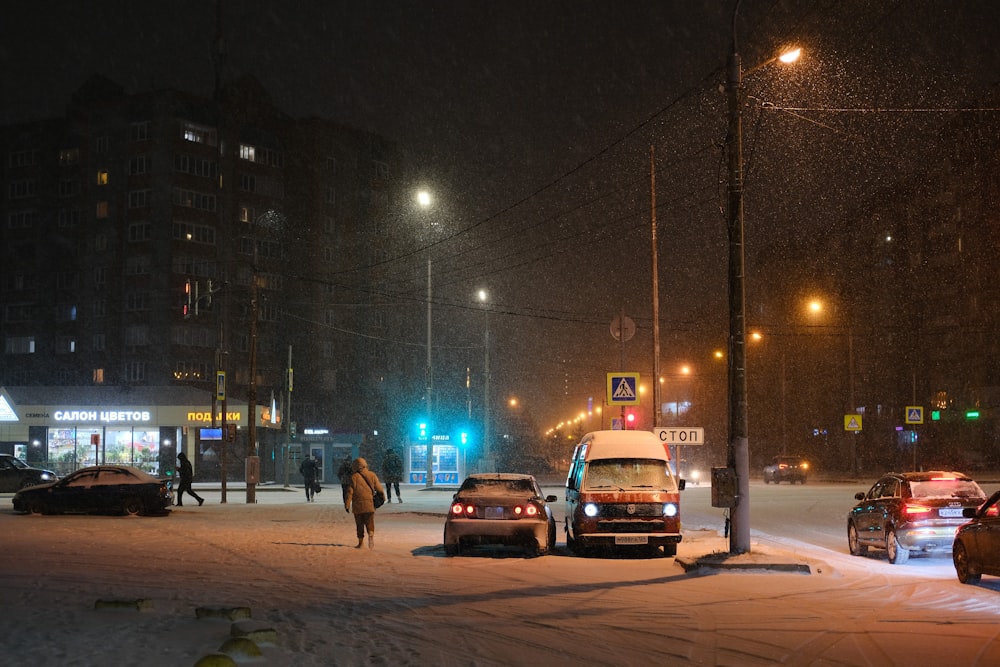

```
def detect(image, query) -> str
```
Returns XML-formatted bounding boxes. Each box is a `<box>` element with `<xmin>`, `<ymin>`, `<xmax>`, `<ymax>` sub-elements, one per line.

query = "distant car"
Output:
<box><xmin>0</xmin><ymin>453</ymin><xmax>59</xmax><ymax>492</ymax></box>
<box><xmin>12</xmin><ymin>465</ymin><xmax>174</xmax><ymax>516</ymax></box>
<box><xmin>763</xmin><ymin>455</ymin><xmax>809</xmax><ymax>484</ymax></box>
<box><xmin>953</xmin><ymin>489</ymin><xmax>1000</xmax><ymax>584</ymax></box>
<box><xmin>847</xmin><ymin>471</ymin><xmax>986</xmax><ymax>564</ymax></box>
<box><xmin>443</xmin><ymin>473</ymin><xmax>557</xmax><ymax>557</ymax></box>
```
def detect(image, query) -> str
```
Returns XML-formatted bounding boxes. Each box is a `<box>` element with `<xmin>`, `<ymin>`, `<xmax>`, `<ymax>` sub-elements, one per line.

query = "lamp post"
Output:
<box><xmin>807</xmin><ymin>298</ymin><xmax>857</xmax><ymax>475</ymax></box>
<box><xmin>245</xmin><ymin>209</ymin><xmax>284</xmax><ymax>504</ymax></box>
<box><xmin>417</xmin><ymin>190</ymin><xmax>435</xmax><ymax>488</ymax></box>
<box><xmin>478</xmin><ymin>289</ymin><xmax>492</xmax><ymax>470</ymax></box>
<box><xmin>725</xmin><ymin>0</ymin><xmax>800</xmax><ymax>553</ymax></box>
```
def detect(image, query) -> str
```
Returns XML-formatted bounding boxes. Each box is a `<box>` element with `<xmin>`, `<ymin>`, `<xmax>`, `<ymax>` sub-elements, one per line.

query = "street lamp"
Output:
<box><xmin>806</xmin><ymin>297</ymin><xmax>857</xmax><ymax>475</ymax></box>
<box><xmin>417</xmin><ymin>190</ymin><xmax>435</xmax><ymax>488</ymax></box>
<box><xmin>477</xmin><ymin>289</ymin><xmax>492</xmax><ymax>470</ymax></box>
<box><xmin>245</xmin><ymin>208</ymin><xmax>284</xmax><ymax>504</ymax></box>
<box><xmin>725</xmin><ymin>0</ymin><xmax>801</xmax><ymax>553</ymax></box>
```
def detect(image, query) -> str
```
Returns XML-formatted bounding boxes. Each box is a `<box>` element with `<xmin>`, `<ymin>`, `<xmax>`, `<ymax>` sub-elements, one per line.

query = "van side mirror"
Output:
<box><xmin>545</xmin><ymin>495</ymin><xmax>557</xmax><ymax>503</ymax></box>
<box><xmin>678</xmin><ymin>479</ymin><xmax>686</xmax><ymax>491</ymax></box>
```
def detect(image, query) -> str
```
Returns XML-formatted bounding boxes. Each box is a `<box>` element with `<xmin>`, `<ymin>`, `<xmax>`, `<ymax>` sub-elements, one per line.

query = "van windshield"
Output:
<box><xmin>584</xmin><ymin>458</ymin><xmax>674</xmax><ymax>491</ymax></box>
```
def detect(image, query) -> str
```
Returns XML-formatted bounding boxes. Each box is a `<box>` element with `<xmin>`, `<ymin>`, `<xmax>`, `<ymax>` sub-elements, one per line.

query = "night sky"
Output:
<box><xmin>4</xmin><ymin>1</ymin><xmax>1000</xmax><ymax>435</ymax></box>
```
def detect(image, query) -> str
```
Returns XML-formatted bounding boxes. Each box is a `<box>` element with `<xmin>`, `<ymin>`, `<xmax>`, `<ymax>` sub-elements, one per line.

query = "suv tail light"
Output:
<box><xmin>903</xmin><ymin>503</ymin><xmax>932</xmax><ymax>516</ymax></box>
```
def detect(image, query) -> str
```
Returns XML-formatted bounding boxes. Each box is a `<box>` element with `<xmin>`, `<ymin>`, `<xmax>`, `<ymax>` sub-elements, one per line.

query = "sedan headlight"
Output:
<box><xmin>583</xmin><ymin>503</ymin><xmax>599</xmax><ymax>517</ymax></box>
<box><xmin>663</xmin><ymin>503</ymin><xmax>678</xmax><ymax>517</ymax></box>
<box><xmin>40</xmin><ymin>473</ymin><xmax>55</xmax><ymax>481</ymax></box>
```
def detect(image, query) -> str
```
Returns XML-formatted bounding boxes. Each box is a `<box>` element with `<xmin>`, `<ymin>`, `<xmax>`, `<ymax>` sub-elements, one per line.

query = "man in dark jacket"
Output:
<box><xmin>337</xmin><ymin>454</ymin><xmax>354</xmax><ymax>503</ymax></box>
<box><xmin>381</xmin><ymin>448</ymin><xmax>404</xmax><ymax>503</ymax></box>
<box><xmin>175</xmin><ymin>452</ymin><xmax>204</xmax><ymax>507</ymax></box>
<box><xmin>299</xmin><ymin>455</ymin><xmax>319</xmax><ymax>502</ymax></box>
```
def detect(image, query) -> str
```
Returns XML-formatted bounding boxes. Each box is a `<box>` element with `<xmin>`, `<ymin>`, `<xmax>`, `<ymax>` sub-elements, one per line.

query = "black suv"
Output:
<box><xmin>848</xmin><ymin>471</ymin><xmax>986</xmax><ymax>564</ymax></box>
<box><xmin>0</xmin><ymin>454</ymin><xmax>59</xmax><ymax>492</ymax></box>
<box><xmin>762</xmin><ymin>455</ymin><xmax>809</xmax><ymax>484</ymax></box>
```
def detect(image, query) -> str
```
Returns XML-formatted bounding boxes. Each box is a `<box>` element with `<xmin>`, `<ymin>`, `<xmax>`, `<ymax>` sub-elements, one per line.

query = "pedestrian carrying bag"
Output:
<box><xmin>312</xmin><ymin>480</ymin><xmax>322</xmax><ymax>494</ymax></box>
<box><xmin>360</xmin><ymin>473</ymin><xmax>385</xmax><ymax>509</ymax></box>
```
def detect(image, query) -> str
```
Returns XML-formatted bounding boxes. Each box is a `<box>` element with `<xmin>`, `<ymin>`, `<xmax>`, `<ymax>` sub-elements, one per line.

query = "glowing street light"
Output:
<box><xmin>417</xmin><ymin>190</ymin><xmax>435</xmax><ymax>488</ymax></box>
<box><xmin>725</xmin><ymin>0</ymin><xmax>802</xmax><ymax>553</ymax></box>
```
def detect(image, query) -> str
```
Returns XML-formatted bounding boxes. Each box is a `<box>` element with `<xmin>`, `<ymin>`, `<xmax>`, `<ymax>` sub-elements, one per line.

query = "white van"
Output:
<box><xmin>565</xmin><ymin>430</ymin><xmax>684</xmax><ymax>555</ymax></box>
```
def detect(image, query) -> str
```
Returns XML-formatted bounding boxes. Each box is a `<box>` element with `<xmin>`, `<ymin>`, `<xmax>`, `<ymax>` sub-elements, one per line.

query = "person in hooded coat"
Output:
<box><xmin>175</xmin><ymin>452</ymin><xmax>204</xmax><ymax>507</ymax></box>
<box><xmin>344</xmin><ymin>457</ymin><xmax>384</xmax><ymax>549</ymax></box>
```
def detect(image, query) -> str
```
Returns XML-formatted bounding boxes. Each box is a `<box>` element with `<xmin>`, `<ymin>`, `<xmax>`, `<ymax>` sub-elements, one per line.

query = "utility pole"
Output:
<box><xmin>283</xmin><ymin>345</ymin><xmax>293</xmax><ymax>488</ymax></box>
<box><xmin>650</xmin><ymin>145</ymin><xmax>662</xmax><ymax>430</ymax></box>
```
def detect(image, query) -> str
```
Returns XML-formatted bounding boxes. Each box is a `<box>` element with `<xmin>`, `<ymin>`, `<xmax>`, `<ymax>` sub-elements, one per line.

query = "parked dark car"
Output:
<box><xmin>12</xmin><ymin>465</ymin><xmax>173</xmax><ymax>516</ymax></box>
<box><xmin>0</xmin><ymin>453</ymin><xmax>59</xmax><ymax>492</ymax></box>
<box><xmin>763</xmin><ymin>455</ymin><xmax>809</xmax><ymax>484</ymax></box>
<box><xmin>953</xmin><ymin>489</ymin><xmax>1000</xmax><ymax>584</ymax></box>
<box><xmin>444</xmin><ymin>473</ymin><xmax>557</xmax><ymax>557</ymax></box>
<box><xmin>847</xmin><ymin>471</ymin><xmax>987</xmax><ymax>564</ymax></box>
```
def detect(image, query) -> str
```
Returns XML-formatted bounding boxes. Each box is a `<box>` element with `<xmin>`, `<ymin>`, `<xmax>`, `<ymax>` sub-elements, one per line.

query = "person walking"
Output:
<box><xmin>381</xmin><ymin>448</ymin><xmax>403</xmax><ymax>503</ymax></box>
<box><xmin>344</xmin><ymin>457</ymin><xmax>384</xmax><ymax>549</ymax></box>
<box><xmin>337</xmin><ymin>454</ymin><xmax>354</xmax><ymax>503</ymax></box>
<box><xmin>175</xmin><ymin>452</ymin><xmax>204</xmax><ymax>507</ymax></box>
<box><xmin>299</xmin><ymin>454</ymin><xmax>319</xmax><ymax>502</ymax></box>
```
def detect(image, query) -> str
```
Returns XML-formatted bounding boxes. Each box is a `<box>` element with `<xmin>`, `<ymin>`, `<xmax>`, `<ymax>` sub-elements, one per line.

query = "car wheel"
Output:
<box><xmin>886</xmin><ymin>528</ymin><xmax>909</xmax><ymax>564</ymax></box>
<box><xmin>444</xmin><ymin>543</ymin><xmax>459</xmax><ymax>557</ymax></box>
<box><xmin>763</xmin><ymin>474</ymin><xmax>770</xmax><ymax>484</ymax></box>
<box><xmin>28</xmin><ymin>500</ymin><xmax>46</xmax><ymax>515</ymax></box>
<box><xmin>122</xmin><ymin>496</ymin><xmax>144</xmax><ymax>516</ymax></box>
<box><xmin>662</xmin><ymin>543</ymin><xmax>677</xmax><ymax>557</ymax></box>
<box><xmin>953</xmin><ymin>541</ymin><xmax>981</xmax><ymax>584</ymax></box>
<box><xmin>847</xmin><ymin>522</ymin><xmax>867</xmax><ymax>556</ymax></box>
<box><xmin>19</xmin><ymin>478</ymin><xmax>39</xmax><ymax>490</ymax></box>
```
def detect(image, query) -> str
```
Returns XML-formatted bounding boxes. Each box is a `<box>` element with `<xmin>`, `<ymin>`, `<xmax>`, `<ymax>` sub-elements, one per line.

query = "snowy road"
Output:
<box><xmin>3</xmin><ymin>481</ymin><xmax>1000</xmax><ymax>666</ymax></box>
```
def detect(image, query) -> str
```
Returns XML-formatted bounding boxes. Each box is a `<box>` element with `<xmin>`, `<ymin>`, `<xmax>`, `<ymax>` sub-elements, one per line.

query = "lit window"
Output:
<box><xmin>97</xmin><ymin>170</ymin><xmax>109</xmax><ymax>185</ymax></box>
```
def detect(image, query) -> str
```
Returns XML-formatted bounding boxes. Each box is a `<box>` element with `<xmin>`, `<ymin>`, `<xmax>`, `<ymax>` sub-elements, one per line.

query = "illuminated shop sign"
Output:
<box><xmin>187</xmin><ymin>411</ymin><xmax>243</xmax><ymax>423</ymax></box>
<box><xmin>54</xmin><ymin>410</ymin><xmax>152</xmax><ymax>422</ymax></box>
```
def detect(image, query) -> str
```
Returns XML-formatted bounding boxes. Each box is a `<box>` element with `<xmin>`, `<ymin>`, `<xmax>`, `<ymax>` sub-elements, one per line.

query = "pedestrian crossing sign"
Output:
<box><xmin>607</xmin><ymin>372</ymin><xmax>640</xmax><ymax>405</ymax></box>
<box><xmin>844</xmin><ymin>414</ymin><xmax>863</xmax><ymax>431</ymax></box>
<box><xmin>905</xmin><ymin>406</ymin><xmax>924</xmax><ymax>424</ymax></box>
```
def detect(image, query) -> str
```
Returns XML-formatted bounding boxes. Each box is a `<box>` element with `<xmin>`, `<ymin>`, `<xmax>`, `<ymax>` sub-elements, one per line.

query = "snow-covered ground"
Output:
<box><xmin>3</xmin><ymin>482</ymin><xmax>1000</xmax><ymax>666</ymax></box>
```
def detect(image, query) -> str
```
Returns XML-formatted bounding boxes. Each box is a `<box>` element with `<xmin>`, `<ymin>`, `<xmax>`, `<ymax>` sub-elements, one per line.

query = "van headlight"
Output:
<box><xmin>663</xmin><ymin>503</ymin><xmax>678</xmax><ymax>517</ymax></box>
<box><xmin>583</xmin><ymin>503</ymin><xmax>600</xmax><ymax>517</ymax></box>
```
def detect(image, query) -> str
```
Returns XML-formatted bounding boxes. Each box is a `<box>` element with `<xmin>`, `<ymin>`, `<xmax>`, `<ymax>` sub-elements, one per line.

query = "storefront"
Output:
<box><xmin>407</xmin><ymin>434</ymin><xmax>463</xmax><ymax>485</ymax></box>
<box><xmin>0</xmin><ymin>386</ymin><xmax>278</xmax><ymax>481</ymax></box>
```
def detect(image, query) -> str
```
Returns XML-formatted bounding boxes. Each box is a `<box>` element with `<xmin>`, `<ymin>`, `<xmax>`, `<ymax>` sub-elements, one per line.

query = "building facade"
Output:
<box><xmin>0</xmin><ymin>75</ymin><xmax>406</xmax><ymax>480</ymax></box>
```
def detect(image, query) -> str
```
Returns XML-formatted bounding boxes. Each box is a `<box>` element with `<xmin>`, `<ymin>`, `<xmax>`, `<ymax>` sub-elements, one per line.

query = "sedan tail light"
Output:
<box><xmin>450</xmin><ymin>502</ymin><xmax>475</xmax><ymax>516</ymax></box>
<box><xmin>515</xmin><ymin>503</ymin><xmax>541</xmax><ymax>517</ymax></box>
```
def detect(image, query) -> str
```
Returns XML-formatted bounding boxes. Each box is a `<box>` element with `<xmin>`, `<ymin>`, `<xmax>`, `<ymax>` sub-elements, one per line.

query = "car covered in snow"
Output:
<box><xmin>12</xmin><ymin>465</ymin><xmax>173</xmax><ymax>516</ymax></box>
<box><xmin>443</xmin><ymin>473</ymin><xmax>557</xmax><ymax>557</ymax></box>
